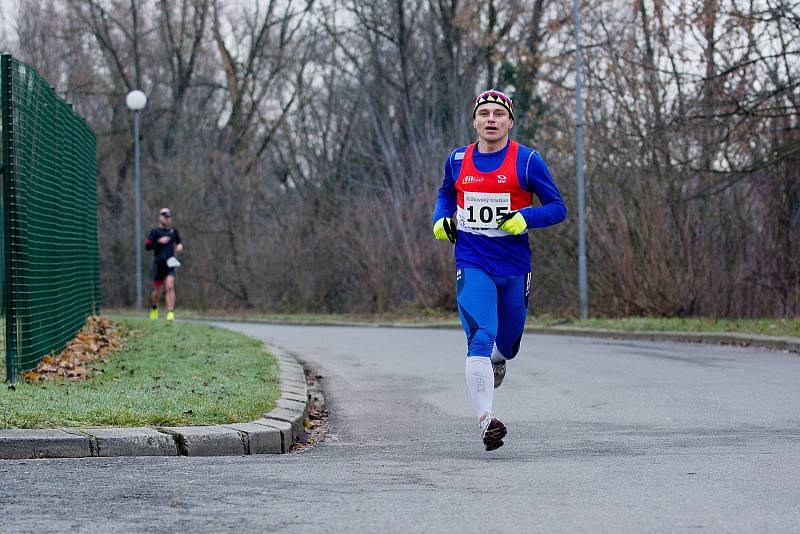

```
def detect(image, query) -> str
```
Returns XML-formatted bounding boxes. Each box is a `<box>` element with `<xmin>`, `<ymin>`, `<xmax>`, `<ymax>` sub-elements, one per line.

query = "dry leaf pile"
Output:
<box><xmin>22</xmin><ymin>316</ymin><xmax>123</xmax><ymax>382</ymax></box>
<box><xmin>291</xmin><ymin>369</ymin><xmax>331</xmax><ymax>452</ymax></box>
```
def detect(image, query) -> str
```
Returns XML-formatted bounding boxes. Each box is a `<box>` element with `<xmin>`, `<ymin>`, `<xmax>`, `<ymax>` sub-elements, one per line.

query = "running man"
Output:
<box><xmin>432</xmin><ymin>89</ymin><xmax>566</xmax><ymax>451</ymax></box>
<box><xmin>145</xmin><ymin>208</ymin><xmax>183</xmax><ymax>321</ymax></box>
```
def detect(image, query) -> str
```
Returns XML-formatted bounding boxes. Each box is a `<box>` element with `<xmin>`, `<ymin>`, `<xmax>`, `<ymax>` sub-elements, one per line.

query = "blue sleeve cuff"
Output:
<box><xmin>519</xmin><ymin>203</ymin><xmax>567</xmax><ymax>229</ymax></box>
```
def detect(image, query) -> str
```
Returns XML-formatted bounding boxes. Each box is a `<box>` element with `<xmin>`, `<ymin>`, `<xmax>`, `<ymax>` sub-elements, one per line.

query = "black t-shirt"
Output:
<box><xmin>146</xmin><ymin>227</ymin><xmax>182</xmax><ymax>262</ymax></box>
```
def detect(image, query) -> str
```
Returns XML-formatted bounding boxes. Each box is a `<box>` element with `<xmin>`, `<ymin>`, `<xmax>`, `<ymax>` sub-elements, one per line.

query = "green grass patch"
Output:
<box><xmin>0</xmin><ymin>319</ymin><xmax>279</xmax><ymax>428</ymax></box>
<box><xmin>530</xmin><ymin>316</ymin><xmax>800</xmax><ymax>337</ymax></box>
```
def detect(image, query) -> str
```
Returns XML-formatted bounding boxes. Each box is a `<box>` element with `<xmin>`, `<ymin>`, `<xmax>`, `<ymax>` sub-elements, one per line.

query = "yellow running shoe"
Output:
<box><xmin>149</xmin><ymin>308</ymin><xmax>158</xmax><ymax>320</ymax></box>
<box><xmin>166</xmin><ymin>311</ymin><xmax>175</xmax><ymax>321</ymax></box>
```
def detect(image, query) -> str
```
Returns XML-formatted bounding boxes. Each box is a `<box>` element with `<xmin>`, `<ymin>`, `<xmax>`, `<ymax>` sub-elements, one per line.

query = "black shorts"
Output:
<box><xmin>152</xmin><ymin>260</ymin><xmax>177</xmax><ymax>286</ymax></box>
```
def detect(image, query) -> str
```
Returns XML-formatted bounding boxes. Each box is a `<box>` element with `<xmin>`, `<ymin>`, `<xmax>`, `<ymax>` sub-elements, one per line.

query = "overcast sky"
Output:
<box><xmin>0</xmin><ymin>0</ymin><xmax>19</xmax><ymax>47</ymax></box>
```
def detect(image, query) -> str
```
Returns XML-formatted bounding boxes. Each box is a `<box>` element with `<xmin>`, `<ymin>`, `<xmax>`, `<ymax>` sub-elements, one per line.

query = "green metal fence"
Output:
<box><xmin>1</xmin><ymin>53</ymin><xmax>100</xmax><ymax>382</ymax></box>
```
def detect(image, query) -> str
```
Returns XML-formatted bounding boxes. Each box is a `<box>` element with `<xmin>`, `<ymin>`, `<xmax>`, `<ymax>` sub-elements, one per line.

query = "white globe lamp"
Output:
<box><xmin>125</xmin><ymin>90</ymin><xmax>147</xmax><ymax>111</ymax></box>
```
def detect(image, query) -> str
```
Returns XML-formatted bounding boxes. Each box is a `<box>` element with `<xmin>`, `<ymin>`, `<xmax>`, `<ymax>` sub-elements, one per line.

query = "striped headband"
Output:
<box><xmin>473</xmin><ymin>89</ymin><xmax>514</xmax><ymax>119</ymax></box>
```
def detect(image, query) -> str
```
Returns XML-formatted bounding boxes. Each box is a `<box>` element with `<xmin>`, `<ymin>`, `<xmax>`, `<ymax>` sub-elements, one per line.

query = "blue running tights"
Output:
<box><xmin>456</xmin><ymin>268</ymin><xmax>531</xmax><ymax>358</ymax></box>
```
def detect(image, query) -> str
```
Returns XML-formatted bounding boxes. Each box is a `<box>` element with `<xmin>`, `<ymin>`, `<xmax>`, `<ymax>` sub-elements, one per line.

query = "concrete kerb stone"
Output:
<box><xmin>281</xmin><ymin>382</ymin><xmax>307</xmax><ymax>394</ymax></box>
<box><xmin>277</xmin><ymin>399</ymin><xmax>309</xmax><ymax>420</ymax></box>
<box><xmin>0</xmin><ymin>429</ymin><xmax>92</xmax><ymax>459</ymax></box>
<box><xmin>281</xmin><ymin>382</ymin><xmax>306</xmax><ymax>395</ymax></box>
<box><xmin>157</xmin><ymin>425</ymin><xmax>246</xmax><ymax>456</ymax></box>
<box><xmin>252</xmin><ymin>419</ymin><xmax>293</xmax><ymax>453</ymax></box>
<box><xmin>277</xmin><ymin>398</ymin><xmax>306</xmax><ymax>408</ymax></box>
<box><xmin>82</xmin><ymin>427</ymin><xmax>178</xmax><ymax>457</ymax></box>
<box><xmin>283</xmin><ymin>391</ymin><xmax>309</xmax><ymax>403</ymax></box>
<box><xmin>280</xmin><ymin>370</ymin><xmax>306</xmax><ymax>385</ymax></box>
<box><xmin>261</xmin><ymin>407</ymin><xmax>304</xmax><ymax>439</ymax></box>
<box><xmin>224</xmin><ymin>422</ymin><xmax>283</xmax><ymax>454</ymax></box>
<box><xmin>281</xmin><ymin>373</ymin><xmax>303</xmax><ymax>381</ymax></box>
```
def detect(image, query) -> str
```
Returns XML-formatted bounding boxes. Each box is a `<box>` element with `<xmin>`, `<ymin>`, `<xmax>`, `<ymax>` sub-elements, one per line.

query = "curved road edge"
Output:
<box><xmin>0</xmin><ymin>345</ymin><xmax>309</xmax><ymax>460</ymax></box>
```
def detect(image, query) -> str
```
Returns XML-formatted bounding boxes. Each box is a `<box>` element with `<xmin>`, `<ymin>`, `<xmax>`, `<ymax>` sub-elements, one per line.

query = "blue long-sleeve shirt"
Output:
<box><xmin>432</xmin><ymin>140</ymin><xmax>566</xmax><ymax>275</ymax></box>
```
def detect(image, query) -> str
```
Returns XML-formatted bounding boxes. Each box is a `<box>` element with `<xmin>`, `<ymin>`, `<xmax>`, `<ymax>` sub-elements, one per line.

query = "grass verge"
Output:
<box><xmin>540</xmin><ymin>317</ymin><xmax>800</xmax><ymax>337</ymax></box>
<box><xmin>0</xmin><ymin>319</ymin><xmax>279</xmax><ymax>429</ymax></box>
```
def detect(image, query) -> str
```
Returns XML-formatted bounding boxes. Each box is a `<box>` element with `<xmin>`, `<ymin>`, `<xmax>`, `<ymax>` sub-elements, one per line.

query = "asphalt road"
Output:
<box><xmin>2</xmin><ymin>323</ymin><xmax>799</xmax><ymax>533</ymax></box>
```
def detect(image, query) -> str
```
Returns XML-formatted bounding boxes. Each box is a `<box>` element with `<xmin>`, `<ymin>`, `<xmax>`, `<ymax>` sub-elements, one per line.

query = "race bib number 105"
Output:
<box><xmin>462</xmin><ymin>192</ymin><xmax>511</xmax><ymax>229</ymax></box>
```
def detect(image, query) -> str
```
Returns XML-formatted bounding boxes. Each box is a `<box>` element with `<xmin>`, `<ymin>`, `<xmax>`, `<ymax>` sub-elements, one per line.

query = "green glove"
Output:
<box><xmin>433</xmin><ymin>217</ymin><xmax>457</xmax><ymax>244</ymax></box>
<box><xmin>497</xmin><ymin>211</ymin><xmax>527</xmax><ymax>235</ymax></box>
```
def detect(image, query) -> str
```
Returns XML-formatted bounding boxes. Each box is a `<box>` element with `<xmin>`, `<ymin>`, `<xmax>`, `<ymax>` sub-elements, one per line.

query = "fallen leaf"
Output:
<box><xmin>22</xmin><ymin>371</ymin><xmax>40</xmax><ymax>382</ymax></box>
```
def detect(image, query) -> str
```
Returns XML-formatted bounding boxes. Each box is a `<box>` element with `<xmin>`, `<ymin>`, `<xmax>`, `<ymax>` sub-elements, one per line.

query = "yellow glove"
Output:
<box><xmin>497</xmin><ymin>211</ymin><xmax>527</xmax><ymax>235</ymax></box>
<box><xmin>433</xmin><ymin>217</ymin><xmax>457</xmax><ymax>244</ymax></box>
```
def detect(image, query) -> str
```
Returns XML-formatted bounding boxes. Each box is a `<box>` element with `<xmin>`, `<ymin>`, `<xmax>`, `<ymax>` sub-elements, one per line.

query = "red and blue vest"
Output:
<box><xmin>455</xmin><ymin>140</ymin><xmax>533</xmax><ymax>237</ymax></box>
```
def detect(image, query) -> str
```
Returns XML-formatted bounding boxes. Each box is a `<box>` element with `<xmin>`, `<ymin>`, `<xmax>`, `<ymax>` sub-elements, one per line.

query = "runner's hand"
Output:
<box><xmin>497</xmin><ymin>211</ymin><xmax>527</xmax><ymax>235</ymax></box>
<box><xmin>433</xmin><ymin>217</ymin><xmax>457</xmax><ymax>244</ymax></box>
<box><xmin>158</xmin><ymin>236</ymin><xmax>171</xmax><ymax>244</ymax></box>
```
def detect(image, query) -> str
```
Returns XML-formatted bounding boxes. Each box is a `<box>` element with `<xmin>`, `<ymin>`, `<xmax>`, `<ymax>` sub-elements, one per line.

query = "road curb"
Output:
<box><xmin>522</xmin><ymin>326</ymin><xmax>800</xmax><ymax>354</ymax></box>
<box><xmin>0</xmin><ymin>344</ymin><xmax>309</xmax><ymax>460</ymax></box>
<box><xmin>0</xmin><ymin>429</ymin><xmax>92</xmax><ymax>459</ymax></box>
<box><xmin>80</xmin><ymin>427</ymin><xmax>179</xmax><ymax>457</ymax></box>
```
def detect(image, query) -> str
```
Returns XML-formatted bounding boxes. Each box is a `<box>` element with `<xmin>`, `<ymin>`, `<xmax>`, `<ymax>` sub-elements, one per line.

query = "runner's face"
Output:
<box><xmin>473</xmin><ymin>103</ymin><xmax>513</xmax><ymax>143</ymax></box>
<box><xmin>159</xmin><ymin>214</ymin><xmax>172</xmax><ymax>226</ymax></box>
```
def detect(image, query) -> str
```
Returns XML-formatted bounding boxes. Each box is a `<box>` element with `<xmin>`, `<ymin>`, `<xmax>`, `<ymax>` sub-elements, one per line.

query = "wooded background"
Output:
<box><xmin>2</xmin><ymin>0</ymin><xmax>797</xmax><ymax>318</ymax></box>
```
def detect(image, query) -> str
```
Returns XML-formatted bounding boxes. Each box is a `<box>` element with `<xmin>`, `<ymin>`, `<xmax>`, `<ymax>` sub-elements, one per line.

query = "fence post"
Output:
<box><xmin>1</xmin><ymin>53</ymin><xmax>19</xmax><ymax>382</ymax></box>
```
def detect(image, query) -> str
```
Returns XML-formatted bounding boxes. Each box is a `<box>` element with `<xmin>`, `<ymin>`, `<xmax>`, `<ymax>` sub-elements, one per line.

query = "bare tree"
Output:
<box><xmin>5</xmin><ymin>0</ymin><xmax>796</xmax><ymax>317</ymax></box>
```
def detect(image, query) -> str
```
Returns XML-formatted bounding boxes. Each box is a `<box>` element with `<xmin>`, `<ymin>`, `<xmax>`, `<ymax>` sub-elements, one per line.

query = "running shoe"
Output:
<box><xmin>166</xmin><ymin>311</ymin><xmax>175</xmax><ymax>321</ymax></box>
<box><xmin>149</xmin><ymin>308</ymin><xmax>158</xmax><ymax>320</ymax></box>
<box><xmin>479</xmin><ymin>411</ymin><xmax>507</xmax><ymax>451</ymax></box>
<box><xmin>492</xmin><ymin>360</ymin><xmax>506</xmax><ymax>388</ymax></box>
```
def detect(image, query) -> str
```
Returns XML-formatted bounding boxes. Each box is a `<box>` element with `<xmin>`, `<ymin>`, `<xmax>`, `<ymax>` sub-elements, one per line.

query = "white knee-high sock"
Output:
<box><xmin>465</xmin><ymin>356</ymin><xmax>494</xmax><ymax>418</ymax></box>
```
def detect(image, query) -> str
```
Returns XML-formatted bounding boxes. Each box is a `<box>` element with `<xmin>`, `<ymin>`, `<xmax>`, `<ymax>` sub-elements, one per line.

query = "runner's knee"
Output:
<box><xmin>467</xmin><ymin>325</ymin><xmax>496</xmax><ymax>357</ymax></box>
<box><xmin>495</xmin><ymin>333</ymin><xmax>523</xmax><ymax>359</ymax></box>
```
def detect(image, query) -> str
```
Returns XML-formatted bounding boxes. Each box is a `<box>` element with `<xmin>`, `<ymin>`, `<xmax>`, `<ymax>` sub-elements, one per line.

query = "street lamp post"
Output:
<box><xmin>573</xmin><ymin>0</ymin><xmax>588</xmax><ymax>319</ymax></box>
<box><xmin>125</xmin><ymin>90</ymin><xmax>147</xmax><ymax>310</ymax></box>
